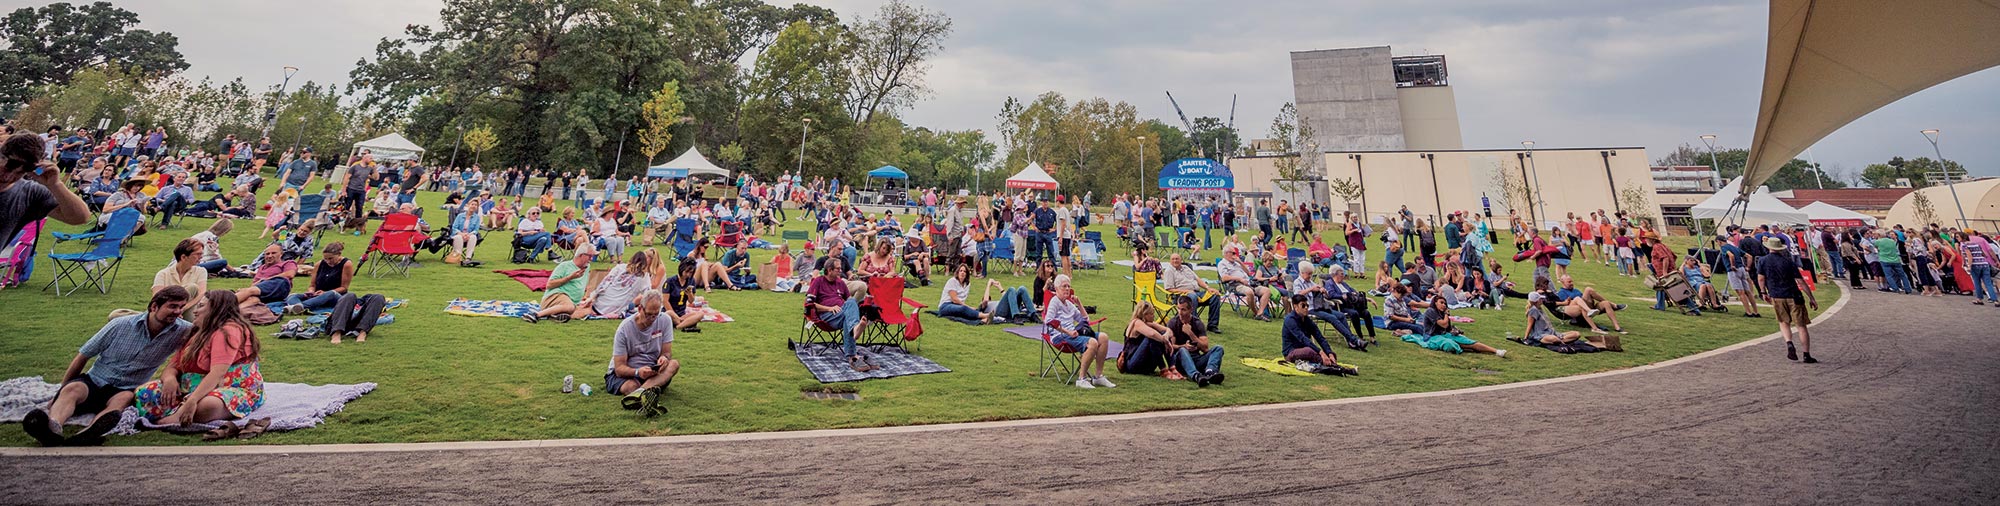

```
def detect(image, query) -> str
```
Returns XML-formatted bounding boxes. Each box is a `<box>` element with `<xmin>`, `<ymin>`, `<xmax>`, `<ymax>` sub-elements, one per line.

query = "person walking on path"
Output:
<box><xmin>1756</xmin><ymin>237</ymin><xmax>1818</xmax><ymax>363</ymax></box>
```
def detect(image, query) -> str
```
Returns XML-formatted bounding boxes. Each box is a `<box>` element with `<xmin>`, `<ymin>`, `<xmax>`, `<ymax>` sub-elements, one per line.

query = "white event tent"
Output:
<box><xmin>349</xmin><ymin>133</ymin><xmax>427</xmax><ymax>162</ymax></box>
<box><xmin>1691</xmin><ymin>177</ymin><xmax>1811</xmax><ymax>227</ymax></box>
<box><xmin>1005</xmin><ymin>162</ymin><xmax>1058</xmax><ymax>191</ymax></box>
<box><xmin>648</xmin><ymin>146</ymin><xmax>731</xmax><ymax>179</ymax></box>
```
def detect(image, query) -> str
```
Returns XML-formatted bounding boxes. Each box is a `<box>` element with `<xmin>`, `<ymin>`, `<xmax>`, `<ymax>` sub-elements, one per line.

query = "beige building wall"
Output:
<box><xmin>1309</xmin><ymin>147</ymin><xmax>1659</xmax><ymax>227</ymax></box>
<box><xmin>1883</xmin><ymin>178</ymin><xmax>2000</xmax><ymax>230</ymax></box>
<box><xmin>1396</xmin><ymin>86</ymin><xmax>1464</xmax><ymax>150</ymax></box>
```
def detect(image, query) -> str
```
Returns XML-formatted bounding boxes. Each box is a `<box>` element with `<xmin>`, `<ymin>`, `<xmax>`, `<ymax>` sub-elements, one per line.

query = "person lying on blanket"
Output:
<box><xmin>1412</xmin><ymin>294</ymin><xmax>1507</xmax><ymax>357</ymax></box>
<box><xmin>1523</xmin><ymin>292</ymin><xmax>1622</xmax><ymax>352</ymax></box>
<box><xmin>1551</xmin><ymin>274</ymin><xmax>1627</xmax><ymax>334</ymax></box>
<box><xmin>523</xmin><ymin>245</ymin><xmax>594</xmax><ymax>323</ymax></box>
<box><xmin>1280</xmin><ymin>294</ymin><xmax>1356</xmax><ymax>375</ymax></box>
<box><xmin>21</xmin><ymin>287</ymin><xmax>194</xmax><ymax>447</ymax></box>
<box><xmin>936</xmin><ymin>262</ymin><xmax>1003</xmax><ymax>324</ymax></box>
<box><xmin>134</xmin><ymin>289</ymin><xmax>267</xmax><ymax>428</ymax></box>
<box><xmin>607</xmin><ymin>292</ymin><xmax>682</xmax><ymax>418</ymax></box>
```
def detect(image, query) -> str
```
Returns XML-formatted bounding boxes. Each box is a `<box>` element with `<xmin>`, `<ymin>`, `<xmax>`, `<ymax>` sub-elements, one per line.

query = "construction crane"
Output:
<box><xmin>1164</xmin><ymin>91</ymin><xmax>1198</xmax><ymax>155</ymax></box>
<box><xmin>1164</xmin><ymin>91</ymin><xmax>1238</xmax><ymax>160</ymax></box>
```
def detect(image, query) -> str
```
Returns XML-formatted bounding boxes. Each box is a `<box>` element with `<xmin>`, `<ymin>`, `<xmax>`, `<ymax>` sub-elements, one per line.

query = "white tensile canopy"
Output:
<box><xmin>1799</xmin><ymin>201</ymin><xmax>1877</xmax><ymax>226</ymax></box>
<box><xmin>349</xmin><ymin>133</ymin><xmax>427</xmax><ymax>162</ymax></box>
<box><xmin>1692</xmin><ymin>177</ymin><xmax>1811</xmax><ymax>226</ymax></box>
<box><xmin>1740</xmin><ymin>0</ymin><xmax>2000</xmax><ymax>195</ymax></box>
<box><xmin>1005</xmin><ymin>161</ymin><xmax>1058</xmax><ymax>190</ymax></box>
<box><xmin>649</xmin><ymin>146</ymin><xmax>730</xmax><ymax>178</ymax></box>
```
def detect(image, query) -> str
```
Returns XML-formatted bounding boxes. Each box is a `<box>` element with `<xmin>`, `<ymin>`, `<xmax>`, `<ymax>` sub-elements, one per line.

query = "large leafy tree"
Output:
<box><xmin>993</xmin><ymin>91</ymin><xmax>1155</xmax><ymax>197</ymax></box>
<box><xmin>0</xmin><ymin>1</ymin><xmax>187</xmax><ymax>110</ymax></box>
<box><xmin>1188</xmin><ymin>116</ymin><xmax>1239</xmax><ymax>159</ymax></box>
<box><xmin>1653</xmin><ymin>143</ymin><xmax>1843</xmax><ymax>191</ymax></box>
<box><xmin>1861</xmin><ymin>156</ymin><xmax>1965</xmax><ymax>189</ymax></box>
<box><xmin>738</xmin><ymin>21</ymin><xmax>857</xmax><ymax>180</ymax></box>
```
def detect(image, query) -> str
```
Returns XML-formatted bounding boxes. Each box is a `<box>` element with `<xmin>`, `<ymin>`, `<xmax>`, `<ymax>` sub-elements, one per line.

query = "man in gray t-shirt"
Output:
<box><xmin>339</xmin><ymin>160</ymin><xmax>375</xmax><ymax>213</ymax></box>
<box><xmin>605</xmin><ymin>294</ymin><xmax>681</xmax><ymax>415</ymax></box>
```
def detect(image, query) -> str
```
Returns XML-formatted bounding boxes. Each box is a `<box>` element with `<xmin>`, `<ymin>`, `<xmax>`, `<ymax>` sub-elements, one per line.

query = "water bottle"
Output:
<box><xmin>578</xmin><ymin>384</ymin><xmax>593</xmax><ymax>396</ymax></box>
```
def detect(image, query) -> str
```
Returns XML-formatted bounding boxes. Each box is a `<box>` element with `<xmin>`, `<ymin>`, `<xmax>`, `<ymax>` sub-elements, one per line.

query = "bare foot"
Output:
<box><xmin>355</xmin><ymin>332</ymin><xmax>367</xmax><ymax>343</ymax></box>
<box><xmin>330</xmin><ymin>334</ymin><xmax>343</xmax><ymax>344</ymax></box>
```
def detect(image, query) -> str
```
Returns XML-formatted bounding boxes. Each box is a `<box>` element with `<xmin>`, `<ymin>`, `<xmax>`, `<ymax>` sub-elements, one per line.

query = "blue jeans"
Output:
<box><xmin>1036</xmin><ymin>231</ymin><xmax>1057</xmax><ymax>263</ymax></box>
<box><xmin>272</xmin><ymin>290</ymin><xmax>343</xmax><ymax>314</ymax></box>
<box><xmin>1171</xmin><ymin>344</ymin><xmax>1225</xmax><ymax>376</ymax></box>
<box><xmin>197</xmin><ymin>258</ymin><xmax>229</xmax><ymax>274</ymax></box>
<box><xmin>1311</xmin><ymin>310</ymin><xmax>1364</xmax><ymax>348</ymax></box>
<box><xmin>1881</xmin><ymin>263</ymin><xmax>1912</xmax><ymax>293</ymax></box>
<box><xmin>1384</xmin><ymin>320</ymin><xmax>1423</xmax><ymax>334</ymax></box>
<box><xmin>994</xmin><ymin>287</ymin><xmax>1037</xmax><ymax>321</ymax></box>
<box><xmin>938</xmin><ymin>302</ymin><xmax>982</xmax><ymax>321</ymax></box>
<box><xmin>518</xmin><ymin>231</ymin><xmax>553</xmax><ymax>259</ymax></box>
<box><xmin>817</xmin><ymin>298</ymin><xmax>863</xmax><ymax>358</ymax></box>
<box><xmin>1182</xmin><ymin>292</ymin><xmax>1223</xmax><ymax>329</ymax></box>
<box><xmin>1970</xmin><ymin>264</ymin><xmax>1997</xmax><ymax>302</ymax></box>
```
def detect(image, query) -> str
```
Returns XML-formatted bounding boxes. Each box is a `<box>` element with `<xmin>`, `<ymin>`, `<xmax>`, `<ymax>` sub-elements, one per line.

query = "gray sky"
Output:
<box><xmin>79</xmin><ymin>0</ymin><xmax>2000</xmax><ymax>180</ymax></box>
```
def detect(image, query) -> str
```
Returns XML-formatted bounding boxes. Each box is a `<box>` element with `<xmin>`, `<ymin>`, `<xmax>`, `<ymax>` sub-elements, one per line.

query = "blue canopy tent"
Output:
<box><xmin>1158</xmin><ymin>158</ymin><xmax>1234</xmax><ymax>197</ymax></box>
<box><xmin>868</xmin><ymin>165</ymin><xmax>908</xmax><ymax>179</ymax></box>
<box><xmin>864</xmin><ymin>165</ymin><xmax>910</xmax><ymax>205</ymax></box>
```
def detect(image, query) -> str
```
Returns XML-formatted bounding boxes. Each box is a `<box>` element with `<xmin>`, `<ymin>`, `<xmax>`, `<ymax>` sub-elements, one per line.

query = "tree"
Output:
<box><xmin>1860</xmin><ymin>156</ymin><xmax>1965</xmax><ymax>188</ymax></box>
<box><xmin>1653</xmin><ymin>143</ymin><xmax>1842</xmax><ymax>190</ymax></box>
<box><xmin>463</xmin><ymin>125</ymin><xmax>498</xmax><ymax>165</ymax></box>
<box><xmin>0</xmin><ymin>1</ymin><xmax>188</xmax><ymax>109</ymax></box>
<box><xmin>738</xmin><ymin>21</ymin><xmax>857</xmax><ymax>179</ymax></box>
<box><xmin>992</xmin><ymin>91</ymin><xmax>1153</xmax><ymax>197</ymax></box>
<box><xmin>1619</xmin><ymin>183</ymin><xmax>1657</xmax><ymax>226</ymax></box>
<box><xmin>1910</xmin><ymin>191</ymin><xmax>1940</xmax><ymax>226</ymax></box>
<box><xmin>1141</xmin><ymin>119</ymin><xmax>1192</xmax><ymax>161</ymax></box>
<box><xmin>1188</xmin><ymin>116</ymin><xmax>1239</xmax><ymax>159</ymax></box>
<box><xmin>1328</xmin><ymin>177</ymin><xmax>1364</xmax><ymax>209</ymax></box>
<box><xmin>716</xmin><ymin>141</ymin><xmax>746</xmax><ymax>170</ymax></box>
<box><xmin>1267</xmin><ymin>102</ymin><xmax>1322</xmax><ymax>192</ymax></box>
<box><xmin>844</xmin><ymin>0</ymin><xmax>952</xmax><ymax>126</ymax></box>
<box><xmin>638</xmin><ymin>80</ymin><xmax>686</xmax><ymax>164</ymax></box>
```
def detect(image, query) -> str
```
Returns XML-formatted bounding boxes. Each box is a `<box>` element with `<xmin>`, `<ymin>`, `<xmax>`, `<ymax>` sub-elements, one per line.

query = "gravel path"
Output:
<box><xmin>5</xmin><ymin>287</ymin><xmax>1997</xmax><ymax>504</ymax></box>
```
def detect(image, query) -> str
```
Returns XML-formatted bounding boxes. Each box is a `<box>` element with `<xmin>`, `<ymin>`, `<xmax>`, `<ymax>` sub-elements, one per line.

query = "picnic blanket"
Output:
<box><xmin>497</xmin><ymin>269</ymin><xmax>551</xmax><ymax>291</ymax></box>
<box><xmin>1001</xmin><ymin>325</ymin><xmax>1123</xmax><ymax>358</ymax></box>
<box><xmin>444</xmin><ymin>298</ymin><xmax>736</xmax><ymax>323</ymax></box>
<box><xmin>793</xmin><ymin>343</ymin><xmax>949</xmax><ymax>383</ymax></box>
<box><xmin>0</xmin><ymin>376</ymin><xmax>375</xmax><ymax>435</ymax></box>
<box><xmin>1402</xmin><ymin>333</ymin><xmax>1479</xmax><ymax>354</ymax></box>
<box><xmin>1240</xmin><ymin>358</ymin><xmax>1316</xmax><ymax>376</ymax></box>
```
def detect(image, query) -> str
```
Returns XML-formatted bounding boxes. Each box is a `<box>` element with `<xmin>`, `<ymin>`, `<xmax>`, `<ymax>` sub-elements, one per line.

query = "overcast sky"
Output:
<box><xmin>78</xmin><ymin>0</ymin><xmax>2000</xmax><ymax>180</ymax></box>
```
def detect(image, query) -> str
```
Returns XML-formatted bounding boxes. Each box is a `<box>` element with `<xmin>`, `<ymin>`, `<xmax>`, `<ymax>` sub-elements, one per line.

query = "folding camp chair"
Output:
<box><xmin>43</xmin><ymin>208</ymin><xmax>141</xmax><ymax>296</ymax></box>
<box><xmin>985</xmin><ymin>234</ymin><xmax>1016</xmax><ymax>275</ymax></box>
<box><xmin>671</xmin><ymin>218</ymin><xmax>701</xmax><ymax>260</ymax></box>
<box><xmin>1132</xmin><ymin>270</ymin><xmax>1175</xmax><ymax>319</ymax></box>
<box><xmin>1038</xmin><ymin>322</ymin><xmax>1082</xmax><ymax>384</ymax></box>
<box><xmin>1076</xmin><ymin>241</ymin><xmax>1105</xmax><ymax>270</ymax></box>
<box><xmin>293</xmin><ymin>193</ymin><xmax>328</xmax><ymax>228</ymax></box>
<box><xmin>859</xmin><ymin>276</ymin><xmax>926</xmax><ymax>351</ymax></box>
<box><xmin>780</xmin><ymin>229</ymin><xmax>810</xmax><ymax>243</ymax></box>
<box><xmin>793</xmin><ymin>301</ymin><xmax>847</xmax><ymax>352</ymax></box>
<box><xmin>363</xmin><ymin>212</ymin><xmax>426</xmax><ymax>278</ymax></box>
<box><xmin>715</xmin><ymin>220</ymin><xmax>745</xmax><ymax>251</ymax></box>
<box><xmin>0</xmin><ymin>219</ymin><xmax>42</xmax><ymax>290</ymax></box>
<box><xmin>1084</xmin><ymin>230</ymin><xmax>1106</xmax><ymax>254</ymax></box>
<box><xmin>1286</xmin><ymin>248</ymin><xmax>1307</xmax><ymax>277</ymax></box>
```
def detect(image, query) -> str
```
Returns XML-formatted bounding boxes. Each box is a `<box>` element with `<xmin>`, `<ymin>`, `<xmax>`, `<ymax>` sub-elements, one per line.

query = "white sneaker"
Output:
<box><xmin>1586</xmin><ymin>308</ymin><xmax>1601</xmax><ymax>317</ymax></box>
<box><xmin>1091</xmin><ymin>375</ymin><xmax>1117</xmax><ymax>388</ymax></box>
<box><xmin>1073</xmin><ymin>378</ymin><xmax>1096</xmax><ymax>389</ymax></box>
<box><xmin>1495</xmin><ymin>349</ymin><xmax>1509</xmax><ymax>358</ymax></box>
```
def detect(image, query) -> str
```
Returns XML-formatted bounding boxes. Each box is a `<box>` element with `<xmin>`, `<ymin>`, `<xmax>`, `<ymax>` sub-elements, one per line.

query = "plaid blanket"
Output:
<box><xmin>793</xmin><ymin>343</ymin><xmax>949</xmax><ymax>383</ymax></box>
<box><xmin>444</xmin><ymin>298</ymin><xmax>735</xmax><ymax>323</ymax></box>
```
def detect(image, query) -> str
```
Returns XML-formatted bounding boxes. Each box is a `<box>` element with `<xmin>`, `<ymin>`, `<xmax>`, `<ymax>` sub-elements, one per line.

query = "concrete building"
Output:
<box><xmin>1651</xmin><ymin>166</ymin><xmax>1720</xmax><ymax>232</ymax></box>
<box><xmin>1231</xmin><ymin>147</ymin><xmax>1659</xmax><ymax>228</ymax></box>
<box><xmin>1290</xmin><ymin>47</ymin><xmax>1464</xmax><ymax>152</ymax></box>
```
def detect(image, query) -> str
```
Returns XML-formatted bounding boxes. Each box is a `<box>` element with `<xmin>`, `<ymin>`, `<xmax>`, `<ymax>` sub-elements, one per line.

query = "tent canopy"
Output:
<box><xmin>1692</xmin><ymin>177</ymin><xmax>1811</xmax><ymax>225</ymax></box>
<box><xmin>1799</xmin><ymin>201</ymin><xmax>1877</xmax><ymax>226</ymax></box>
<box><xmin>648</xmin><ymin>146</ymin><xmax>729</xmax><ymax>179</ymax></box>
<box><xmin>1005</xmin><ymin>161</ymin><xmax>1058</xmax><ymax>191</ymax></box>
<box><xmin>1740</xmin><ymin>0</ymin><xmax>2000</xmax><ymax>195</ymax></box>
<box><xmin>350</xmin><ymin>133</ymin><xmax>426</xmax><ymax>162</ymax></box>
<box><xmin>867</xmin><ymin>165</ymin><xmax>908</xmax><ymax>179</ymax></box>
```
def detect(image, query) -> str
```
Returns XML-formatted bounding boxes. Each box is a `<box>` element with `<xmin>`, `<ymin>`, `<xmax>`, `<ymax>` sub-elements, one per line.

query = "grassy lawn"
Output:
<box><xmin>0</xmin><ymin>177</ymin><xmax>1839</xmax><ymax>446</ymax></box>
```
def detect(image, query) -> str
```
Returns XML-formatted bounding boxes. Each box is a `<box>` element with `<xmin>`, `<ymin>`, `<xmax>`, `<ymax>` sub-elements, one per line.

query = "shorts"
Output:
<box><xmin>1726</xmin><ymin>270</ymin><xmax>1750</xmax><ymax>291</ymax></box>
<box><xmin>253</xmin><ymin>278</ymin><xmax>292</xmax><ymax>303</ymax></box>
<box><xmin>1052</xmin><ymin>331</ymin><xmax>1093</xmax><ymax>352</ymax></box>
<box><xmin>63</xmin><ymin>376</ymin><xmax>131</xmax><ymax>415</ymax></box>
<box><xmin>1772</xmin><ymin>297</ymin><xmax>1809</xmax><ymax>326</ymax></box>
<box><xmin>1581</xmin><ymin>238</ymin><xmax>1596</xmax><ymax>245</ymax></box>
<box><xmin>604</xmin><ymin>372</ymin><xmax>632</xmax><ymax>394</ymax></box>
<box><xmin>115</xmin><ymin>147</ymin><xmax>137</xmax><ymax>157</ymax></box>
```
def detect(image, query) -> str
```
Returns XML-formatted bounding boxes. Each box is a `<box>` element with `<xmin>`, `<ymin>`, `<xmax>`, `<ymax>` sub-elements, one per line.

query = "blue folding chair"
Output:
<box><xmin>1286</xmin><ymin>248</ymin><xmax>1307</xmax><ymax>277</ymax></box>
<box><xmin>1084</xmin><ymin>230</ymin><xmax>1106</xmax><ymax>254</ymax></box>
<box><xmin>44</xmin><ymin>208</ymin><xmax>141</xmax><ymax>296</ymax></box>
<box><xmin>985</xmin><ymin>234</ymin><xmax>1016</xmax><ymax>274</ymax></box>
<box><xmin>1076</xmin><ymin>241</ymin><xmax>1105</xmax><ymax>270</ymax></box>
<box><xmin>671</xmin><ymin>217</ymin><xmax>700</xmax><ymax>260</ymax></box>
<box><xmin>293</xmin><ymin>193</ymin><xmax>327</xmax><ymax>227</ymax></box>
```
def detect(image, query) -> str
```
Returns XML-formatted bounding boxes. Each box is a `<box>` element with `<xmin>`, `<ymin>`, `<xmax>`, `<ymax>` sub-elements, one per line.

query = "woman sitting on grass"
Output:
<box><xmin>1117</xmin><ymin>301</ymin><xmax>1176</xmax><ymax>377</ymax></box>
<box><xmin>1404</xmin><ymin>293</ymin><xmax>1507</xmax><ymax>357</ymax></box>
<box><xmin>1520</xmin><ymin>292</ymin><xmax>1621</xmax><ymax>353</ymax></box>
<box><xmin>135</xmin><ymin>290</ymin><xmax>264</xmax><ymax>428</ymax></box>
<box><xmin>1371</xmin><ymin>261</ymin><xmax>1398</xmax><ymax>295</ymax></box>
<box><xmin>936</xmin><ymin>263</ymin><xmax>1003</xmax><ymax>324</ymax></box>
<box><xmin>683</xmin><ymin>238</ymin><xmax>731</xmax><ymax>293</ymax></box>
<box><xmin>571</xmin><ymin>248</ymin><xmax>658</xmax><ymax>320</ymax></box>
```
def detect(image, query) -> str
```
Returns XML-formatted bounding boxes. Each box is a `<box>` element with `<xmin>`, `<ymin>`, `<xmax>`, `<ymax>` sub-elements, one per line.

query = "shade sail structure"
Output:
<box><xmin>867</xmin><ymin>165</ymin><xmax>908</xmax><ymax>179</ymax></box>
<box><xmin>350</xmin><ymin>133</ymin><xmax>426</xmax><ymax>162</ymax></box>
<box><xmin>1692</xmin><ymin>177</ymin><xmax>1811</xmax><ymax>225</ymax></box>
<box><xmin>648</xmin><ymin>147</ymin><xmax>729</xmax><ymax>178</ymax></box>
<box><xmin>1799</xmin><ymin>201</ymin><xmax>1877</xmax><ymax>227</ymax></box>
<box><xmin>1741</xmin><ymin>0</ymin><xmax>2000</xmax><ymax>196</ymax></box>
<box><xmin>1005</xmin><ymin>162</ymin><xmax>1058</xmax><ymax>190</ymax></box>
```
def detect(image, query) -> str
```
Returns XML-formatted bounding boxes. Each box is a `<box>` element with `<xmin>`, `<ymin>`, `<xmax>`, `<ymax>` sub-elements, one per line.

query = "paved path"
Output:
<box><xmin>5</xmin><ymin>288</ymin><xmax>1997</xmax><ymax>504</ymax></box>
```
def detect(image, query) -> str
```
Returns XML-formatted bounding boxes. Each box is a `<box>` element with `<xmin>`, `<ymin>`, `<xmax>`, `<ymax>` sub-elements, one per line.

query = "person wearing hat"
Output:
<box><xmin>1755</xmin><ymin>235</ymin><xmax>1818</xmax><ymax>362</ymax></box>
<box><xmin>99</xmin><ymin>175</ymin><xmax>154</xmax><ymax>224</ymax></box>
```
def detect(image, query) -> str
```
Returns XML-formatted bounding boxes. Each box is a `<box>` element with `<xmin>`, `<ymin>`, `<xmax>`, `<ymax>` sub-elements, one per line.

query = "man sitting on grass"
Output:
<box><xmin>1520</xmin><ymin>292</ymin><xmax>1622</xmax><ymax>353</ymax></box>
<box><xmin>21</xmin><ymin>287</ymin><xmax>193</xmax><ymax>446</ymax></box>
<box><xmin>608</xmin><ymin>292</ymin><xmax>682</xmax><ymax>418</ymax></box>
<box><xmin>1280</xmin><ymin>294</ymin><xmax>1356</xmax><ymax>375</ymax></box>
<box><xmin>524</xmin><ymin>245</ymin><xmax>594</xmax><ymax>323</ymax></box>
<box><xmin>1548</xmin><ymin>275</ymin><xmax>1628</xmax><ymax>334</ymax></box>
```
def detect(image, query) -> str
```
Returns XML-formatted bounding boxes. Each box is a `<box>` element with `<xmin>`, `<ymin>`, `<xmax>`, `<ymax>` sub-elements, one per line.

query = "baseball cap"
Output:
<box><xmin>1527</xmin><ymin>292</ymin><xmax>1546</xmax><ymax>304</ymax></box>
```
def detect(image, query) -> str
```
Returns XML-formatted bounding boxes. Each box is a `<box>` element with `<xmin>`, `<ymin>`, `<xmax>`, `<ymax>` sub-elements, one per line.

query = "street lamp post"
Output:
<box><xmin>1135</xmin><ymin>135</ymin><xmax>1147</xmax><ymax>201</ymax></box>
<box><xmin>797</xmin><ymin>118</ymin><xmax>813</xmax><ymax>176</ymax></box>
<box><xmin>1522</xmin><ymin>140</ymin><xmax>1547</xmax><ymax>228</ymax></box>
<box><xmin>1698</xmin><ymin>134</ymin><xmax>1721</xmax><ymax>190</ymax></box>
<box><xmin>1922</xmin><ymin>129</ymin><xmax>1969</xmax><ymax>229</ymax></box>
<box><xmin>448</xmin><ymin>124</ymin><xmax>464</xmax><ymax>168</ymax></box>
<box><xmin>259</xmin><ymin>66</ymin><xmax>300</xmax><ymax>141</ymax></box>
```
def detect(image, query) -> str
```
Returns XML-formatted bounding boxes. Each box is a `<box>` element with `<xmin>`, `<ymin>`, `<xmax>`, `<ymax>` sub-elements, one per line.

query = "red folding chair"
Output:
<box><xmin>859</xmin><ymin>276</ymin><xmax>927</xmax><ymax>351</ymax></box>
<box><xmin>364</xmin><ymin>212</ymin><xmax>426</xmax><ymax>278</ymax></box>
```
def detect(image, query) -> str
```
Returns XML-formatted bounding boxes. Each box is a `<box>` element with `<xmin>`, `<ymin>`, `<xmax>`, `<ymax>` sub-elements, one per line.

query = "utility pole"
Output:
<box><xmin>797</xmin><ymin>118</ymin><xmax>813</xmax><ymax>175</ymax></box>
<box><xmin>1922</xmin><ymin>129</ymin><xmax>1969</xmax><ymax>229</ymax></box>
<box><xmin>1136</xmin><ymin>135</ymin><xmax>1147</xmax><ymax>201</ymax></box>
<box><xmin>1523</xmin><ymin>140</ymin><xmax>1547</xmax><ymax>228</ymax></box>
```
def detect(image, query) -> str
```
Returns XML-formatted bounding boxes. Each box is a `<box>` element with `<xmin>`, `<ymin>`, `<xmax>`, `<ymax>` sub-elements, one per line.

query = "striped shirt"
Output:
<box><xmin>79</xmin><ymin>315</ymin><xmax>193</xmax><ymax>390</ymax></box>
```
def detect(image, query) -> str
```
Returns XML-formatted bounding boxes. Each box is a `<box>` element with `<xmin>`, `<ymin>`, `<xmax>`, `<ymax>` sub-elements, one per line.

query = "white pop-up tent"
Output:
<box><xmin>1799</xmin><ymin>201</ymin><xmax>1877</xmax><ymax>227</ymax></box>
<box><xmin>349</xmin><ymin>133</ymin><xmax>427</xmax><ymax>162</ymax></box>
<box><xmin>1005</xmin><ymin>161</ymin><xmax>1058</xmax><ymax>191</ymax></box>
<box><xmin>1691</xmin><ymin>177</ymin><xmax>1811</xmax><ymax>226</ymax></box>
<box><xmin>647</xmin><ymin>146</ymin><xmax>730</xmax><ymax>179</ymax></box>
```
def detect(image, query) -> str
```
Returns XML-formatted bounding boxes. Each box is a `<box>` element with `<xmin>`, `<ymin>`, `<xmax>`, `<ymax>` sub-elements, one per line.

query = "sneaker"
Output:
<box><xmin>850</xmin><ymin>356</ymin><xmax>877</xmax><ymax>373</ymax></box>
<box><xmin>1091</xmin><ymin>375</ymin><xmax>1117</xmax><ymax>388</ymax></box>
<box><xmin>1786</xmin><ymin>342</ymin><xmax>1798</xmax><ymax>361</ymax></box>
<box><xmin>1207</xmin><ymin>371</ymin><xmax>1225</xmax><ymax>386</ymax></box>
<box><xmin>283</xmin><ymin>304</ymin><xmax>306</xmax><ymax>315</ymax></box>
<box><xmin>562</xmin><ymin>375</ymin><xmax>575</xmax><ymax>394</ymax></box>
<box><xmin>639</xmin><ymin>388</ymin><xmax>663</xmax><ymax>418</ymax></box>
<box><xmin>1338</xmin><ymin>365</ymin><xmax>1360</xmax><ymax>376</ymax></box>
<box><xmin>1194</xmin><ymin>373</ymin><xmax>1210</xmax><ymax>387</ymax></box>
<box><xmin>621</xmin><ymin>391</ymin><xmax>644</xmax><ymax>410</ymax></box>
<box><xmin>1073</xmin><ymin>378</ymin><xmax>1096</xmax><ymax>389</ymax></box>
<box><xmin>1613</xmin><ymin>303</ymin><xmax>1627</xmax><ymax>311</ymax></box>
<box><xmin>1586</xmin><ymin>308</ymin><xmax>1601</xmax><ymax>317</ymax></box>
<box><xmin>21</xmin><ymin>409</ymin><xmax>64</xmax><ymax>447</ymax></box>
<box><xmin>1802</xmin><ymin>353</ymin><xmax>1818</xmax><ymax>364</ymax></box>
<box><xmin>521</xmin><ymin>314</ymin><xmax>539</xmax><ymax>324</ymax></box>
<box><xmin>68</xmin><ymin>413</ymin><xmax>121</xmax><ymax>447</ymax></box>
<box><xmin>1494</xmin><ymin>349</ymin><xmax>1508</xmax><ymax>358</ymax></box>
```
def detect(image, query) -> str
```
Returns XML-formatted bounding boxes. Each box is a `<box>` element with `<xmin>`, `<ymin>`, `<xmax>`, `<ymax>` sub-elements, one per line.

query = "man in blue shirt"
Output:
<box><xmin>22</xmin><ymin>287</ymin><xmax>193</xmax><ymax>446</ymax></box>
<box><xmin>1756</xmin><ymin>237</ymin><xmax>1818</xmax><ymax>363</ymax></box>
<box><xmin>56</xmin><ymin>128</ymin><xmax>89</xmax><ymax>170</ymax></box>
<box><xmin>1721</xmin><ymin>228</ymin><xmax>1765</xmax><ymax>317</ymax></box>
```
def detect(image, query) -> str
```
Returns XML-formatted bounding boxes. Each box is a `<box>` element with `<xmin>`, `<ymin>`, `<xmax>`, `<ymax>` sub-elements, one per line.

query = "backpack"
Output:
<box><xmin>512</xmin><ymin>247</ymin><xmax>532</xmax><ymax>264</ymax></box>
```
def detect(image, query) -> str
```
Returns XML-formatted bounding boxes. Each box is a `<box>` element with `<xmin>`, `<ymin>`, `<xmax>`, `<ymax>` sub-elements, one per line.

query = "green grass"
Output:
<box><xmin>0</xmin><ymin>177</ymin><xmax>1838</xmax><ymax>446</ymax></box>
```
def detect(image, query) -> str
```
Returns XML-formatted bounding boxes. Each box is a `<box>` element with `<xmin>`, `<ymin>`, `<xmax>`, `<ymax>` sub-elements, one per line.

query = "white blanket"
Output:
<box><xmin>0</xmin><ymin>376</ymin><xmax>375</xmax><ymax>435</ymax></box>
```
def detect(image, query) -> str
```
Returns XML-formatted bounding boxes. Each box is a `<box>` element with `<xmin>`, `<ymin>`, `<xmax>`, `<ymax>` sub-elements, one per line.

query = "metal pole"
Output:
<box><xmin>1523</xmin><ymin>141</ymin><xmax>1547</xmax><ymax>228</ymax></box>
<box><xmin>1600</xmin><ymin>150</ymin><xmax>1621</xmax><ymax>214</ymax></box>
<box><xmin>1136</xmin><ymin>136</ymin><xmax>1147</xmax><ymax>201</ymax></box>
<box><xmin>1350</xmin><ymin>154</ymin><xmax>1366</xmax><ymax>218</ymax></box>
<box><xmin>1924</xmin><ymin>129</ymin><xmax>1969</xmax><ymax>229</ymax></box>
<box><xmin>797</xmin><ymin>118</ymin><xmax>811</xmax><ymax>176</ymax></box>
<box><xmin>259</xmin><ymin>67</ymin><xmax>299</xmax><ymax>141</ymax></box>
<box><xmin>1422</xmin><ymin>153</ymin><xmax>1442</xmax><ymax>221</ymax></box>
<box><xmin>611</xmin><ymin>131</ymin><xmax>626</xmax><ymax>177</ymax></box>
<box><xmin>1700</xmin><ymin>135</ymin><xmax>1722</xmax><ymax>189</ymax></box>
<box><xmin>1804</xmin><ymin>148</ymin><xmax>1824</xmax><ymax>189</ymax></box>
<box><xmin>448</xmin><ymin>126</ymin><xmax>463</xmax><ymax>167</ymax></box>
<box><xmin>289</xmin><ymin>107</ymin><xmax>310</xmax><ymax>153</ymax></box>
<box><xmin>1515</xmin><ymin>152</ymin><xmax>1535</xmax><ymax>227</ymax></box>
